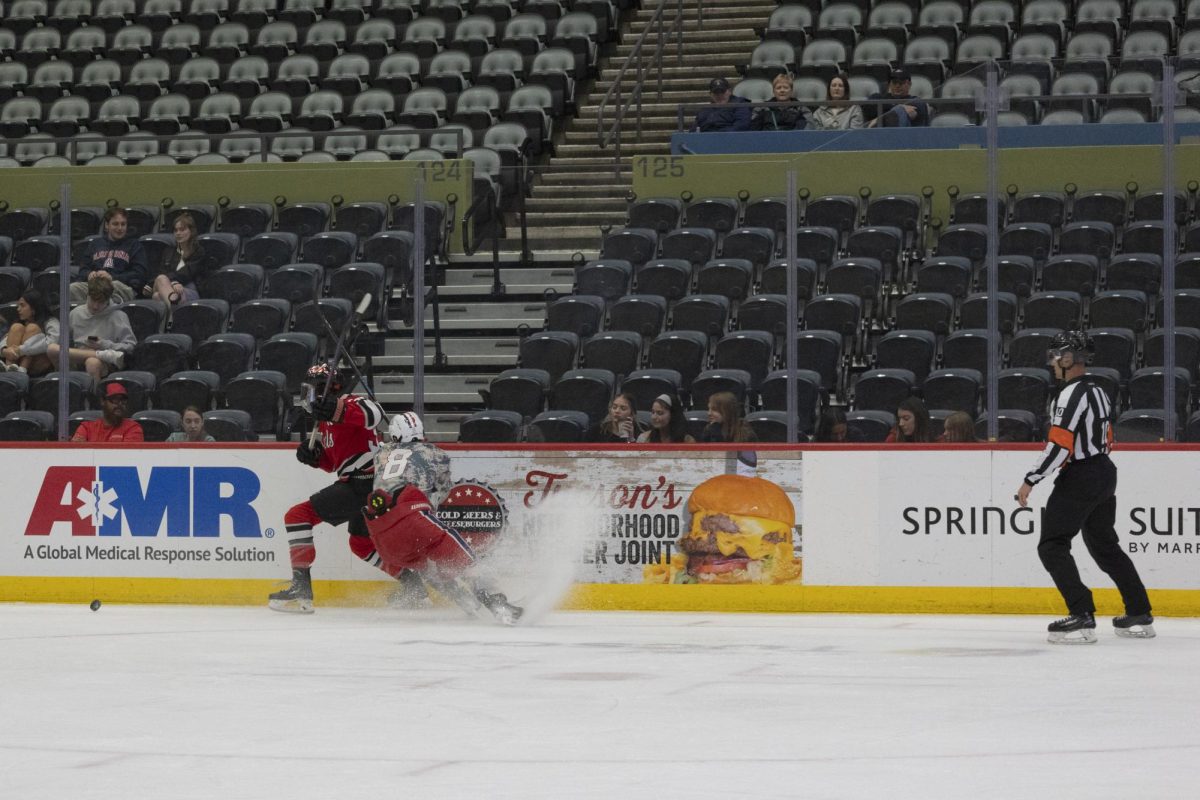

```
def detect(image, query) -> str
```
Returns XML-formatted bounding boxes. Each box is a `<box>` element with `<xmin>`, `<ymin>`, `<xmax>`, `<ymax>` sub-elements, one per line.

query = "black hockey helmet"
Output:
<box><xmin>304</xmin><ymin>362</ymin><xmax>349</xmax><ymax>395</ymax></box>
<box><xmin>1047</xmin><ymin>330</ymin><xmax>1094</xmax><ymax>364</ymax></box>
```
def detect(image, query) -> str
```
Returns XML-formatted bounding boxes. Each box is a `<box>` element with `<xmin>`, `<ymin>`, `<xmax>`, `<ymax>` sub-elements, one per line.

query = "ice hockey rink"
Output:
<box><xmin>3</xmin><ymin>604</ymin><xmax>1199</xmax><ymax>800</ymax></box>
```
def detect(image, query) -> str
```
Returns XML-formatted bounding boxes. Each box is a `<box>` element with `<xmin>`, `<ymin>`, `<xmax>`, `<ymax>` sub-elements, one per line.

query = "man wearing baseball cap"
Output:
<box><xmin>865</xmin><ymin>67</ymin><xmax>931</xmax><ymax>128</ymax></box>
<box><xmin>72</xmin><ymin>382</ymin><xmax>144</xmax><ymax>443</ymax></box>
<box><xmin>694</xmin><ymin>76</ymin><xmax>752</xmax><ymax>132</ymax></box>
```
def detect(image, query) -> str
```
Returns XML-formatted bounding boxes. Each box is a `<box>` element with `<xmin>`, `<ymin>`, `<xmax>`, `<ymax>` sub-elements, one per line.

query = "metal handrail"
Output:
<box><xmin>597</xmin><ymin>0</ymin><xmax>695</xmax><ymax>175</ymax></box>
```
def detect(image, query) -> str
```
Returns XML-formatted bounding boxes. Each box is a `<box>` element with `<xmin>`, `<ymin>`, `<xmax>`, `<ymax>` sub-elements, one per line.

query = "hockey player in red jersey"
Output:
<box><xmin>363</xmin><ymin>411</ymin><xmax>524</xmax><ymax>625</ymax></box>
<box><xmin>269</xmin><ymin>364</ymin><xmax>423</xmax><ymax>613</ymax></box>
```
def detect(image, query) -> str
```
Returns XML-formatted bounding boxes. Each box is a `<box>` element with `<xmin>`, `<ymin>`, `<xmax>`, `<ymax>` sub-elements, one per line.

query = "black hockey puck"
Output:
<box><xmin>90</xmin><ymin>599</ymin><xmax>102</xmax><ymax>611</ymax></box>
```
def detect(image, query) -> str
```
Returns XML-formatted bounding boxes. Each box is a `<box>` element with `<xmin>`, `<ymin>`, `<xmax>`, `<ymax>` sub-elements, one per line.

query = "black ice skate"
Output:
<box><xmin>388</xmin><ymin>568</ymin><xmax>431</xmax><ymax>609</ymax></box>
<box><xmin>425</xmin><ymin>573</ymin><xmax>523</xmax><ymax>626</ymax></box>
<box><xmin>1113</xmin><ymin>613</ymin><xmax>1156</xmax><ymax>639</ymax></box>
<box><xmin>474</xmin><ymin>589</ymin><xmax>524</xmax><ymax>627</ymax></box>
<box><xmin>1047</xmin><ymin>612</ymin><xmax>1096</xmax><ymax>644</ymax></box>
<box><xmin>268</xmin><ymin>569</ymin><xmax>314</xmax><ymax>614</ymax></box>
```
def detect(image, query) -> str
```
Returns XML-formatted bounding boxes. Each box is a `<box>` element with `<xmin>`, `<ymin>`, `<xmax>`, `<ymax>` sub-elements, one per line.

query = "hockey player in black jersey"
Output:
<box><xmin>1014</xmin><ymin>331</ymin><xmax>1154</xmax><ymax>643</ymax></box>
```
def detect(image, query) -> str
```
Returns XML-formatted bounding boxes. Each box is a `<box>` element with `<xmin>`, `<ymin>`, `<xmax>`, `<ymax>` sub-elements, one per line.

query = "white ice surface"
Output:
<box><xmin>2</xmin><ymin>605</ymin><xmax>1199</xmax><ymax>800</ymax></box>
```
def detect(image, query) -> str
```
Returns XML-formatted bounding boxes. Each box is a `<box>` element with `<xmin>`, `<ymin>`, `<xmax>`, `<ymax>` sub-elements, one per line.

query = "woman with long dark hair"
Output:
<box><xmin>0</xmin><ymin>289</ymin><xmax>58</xmax><ymax>375</ymax></box>
<box><xmin>637</xmin><ymin>393</ymin><xmax>695</xmax><ymax>443</ymax></box>
<box><xmin>886</xmin><ymin>396</ymin><xmax>933</xmax><ymax>442</ymax></box>
<box><xmin>145</xmin><ymin>212</ymin><xmax>207</xmax><ymax>307</ymax></box>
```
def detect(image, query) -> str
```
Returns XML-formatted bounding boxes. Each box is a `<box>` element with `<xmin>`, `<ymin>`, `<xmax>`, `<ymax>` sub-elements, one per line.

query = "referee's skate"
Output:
<box><xmin>1113</xmin><ymin>613</ymin><xmax>1156</xmax><ymax>638</ymax></box>
<box><xmin>1047</xmin><ymin>612</ymin><xmax>1097</xmax><ymax>644</ymax></box>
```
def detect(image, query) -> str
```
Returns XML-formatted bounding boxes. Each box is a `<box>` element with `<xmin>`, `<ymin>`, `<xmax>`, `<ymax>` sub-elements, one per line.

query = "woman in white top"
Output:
<box><xmin>809</xmin><ymin>73</ymin><xmax>865</xmax><ymax>131</ymax></box>
<box><xmin>0</xmin><ymin>289</ymin><xmax>59</xmax><ymax>375</ymax></box>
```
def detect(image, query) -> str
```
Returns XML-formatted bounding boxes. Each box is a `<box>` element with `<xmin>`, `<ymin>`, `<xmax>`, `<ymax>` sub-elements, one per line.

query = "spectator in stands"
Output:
<box><xmin>810</xmin><ymin>73</ymin><xmax>864</xmax><ymax>131</ymax></box>
<box><xmin>693</xmin><ymin>77</ymin><xmax>752</xmax><ymax>132</ymax></box>
<box><xmin>886</xmin><ymin>396</ymin><xmax>933</xmax><ymax>442</ymax></box>
<box><xmin>1</xmin><ymin>289</ymin><xmax>58</xmax><ymax>376</ymax></box>
<box><xmin>813</xmin><ymin>407</ymin><xmax>864</xmax><ymax>442</ymax></box>
<box><xmin>865</xmin><ymin>68</ymin><xmax>931</xmax><ymax>128</ymax></box>
<box><xmin>167</xmin><ymin>406</ymin><xmax>215</xmax><ymax>442</ymax></box>
<box><xmin>146</xmin><ymin>212</ymin><xmax>207</xmax><ymax>308</ymax></box>
<box><xmin>68</xmin><ymin>208</ymin><xmax>149</xmax><ymax>305</ymax></box>
<box><xmin>47</xmin><ymin>275</ymin><xmax>136</xmax><ymax>382</ymax></box>
<box><xmin>72</xmin><ymin>382</ymin><xmax>143</xmax><ymax>443</ymax></box>
<box><xmin>752</xmin><ymin>74</ymin><xmax>810</xmax><ymax>131</ymax></box>
<box><xmin>637</xmin><ymin>393</ymin><xmax>695</xmax><ymax>443</ymax></box>
<box><xmin>701</xmin><ymin>391</ymin><xmax>756</xmax><ymax>442</ymax></box>
<box><xmin>940</xmin><ymin>411</ymin><xmax>978</xmax><ymax>443</ymax></box>
<box><xmin>589</xmin><ymin>392</ymin><xmax>644</xmax><ymax>442</ymax></box>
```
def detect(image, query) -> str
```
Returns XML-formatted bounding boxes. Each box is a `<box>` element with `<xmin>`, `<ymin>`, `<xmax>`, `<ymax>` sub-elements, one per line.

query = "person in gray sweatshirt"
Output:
<box><xmin>46</xmin><ymin>275</ymin><xmax>136</xmax><ymax>382</ymax></box>
<box><xmin>1</xmin><ymin>289</ymin><xmax>60</xmax><ymax>376</ymax></box>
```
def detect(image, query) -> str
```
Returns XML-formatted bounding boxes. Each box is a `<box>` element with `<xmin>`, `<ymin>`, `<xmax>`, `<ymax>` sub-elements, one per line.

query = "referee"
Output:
<box><xmin>1014</xmin><ymin>331</ymin><xmax>1154</xmax><ymax>643</ymax></box>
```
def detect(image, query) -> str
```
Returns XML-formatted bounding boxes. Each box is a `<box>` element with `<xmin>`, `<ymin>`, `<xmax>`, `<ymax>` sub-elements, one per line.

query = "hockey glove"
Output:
<box><xmin>312</xmin><ymin>394</ymin><xmax>342</xmax><ymax>423</ymax></box>
<box><xmin>296</xmin><ymin>441</ymin><xmax>323</xmax><ymax>467</ymax></box>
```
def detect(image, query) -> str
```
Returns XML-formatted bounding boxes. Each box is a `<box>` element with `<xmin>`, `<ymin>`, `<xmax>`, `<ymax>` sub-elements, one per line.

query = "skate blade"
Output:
<box><xmin>1114</xmin><ymin>624</ymin><xmax>1156</xmax><ymax>639</ymax></box>
<box><xmin>1047</xmin><ymin>629</ymin><xmax>1097</xmax><ymax>644</ymax></box>
<box><xmin>268</xmin><ymin>598</ymin><xmax>314</xmax><ymax>614</ymax></box>
<box><xmin>491</xmin><ymin>607</ymin><xmax>523</xmax><ymax>626</ymax></box>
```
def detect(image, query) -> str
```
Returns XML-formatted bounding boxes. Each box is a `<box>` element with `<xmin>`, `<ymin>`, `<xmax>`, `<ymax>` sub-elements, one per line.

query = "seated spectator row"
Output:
<box><xmin>475</xmin><ymin>362</ymin><xmax>827</xmax><ymax>437</ymax></box>
<box><xmin>0</xmin><ymin>361</ymin><xmax>300</xmax><ymax>439</ymax></box>
<box><xmin>0</xmin><ymin>406</ymin><xmax>260</xmax><ymax>440</ymax></box>
<box><xmin>0</xmin><ymin>196</ymin><xmax>445</xmax><ymax>252</ymax></box>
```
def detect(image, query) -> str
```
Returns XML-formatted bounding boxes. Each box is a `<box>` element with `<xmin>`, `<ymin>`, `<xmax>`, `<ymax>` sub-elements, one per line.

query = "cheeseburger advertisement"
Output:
<box><xmin>642</xmin><ymin>475</ymin><xmax>802</xmax><ymax>585</ymax></box>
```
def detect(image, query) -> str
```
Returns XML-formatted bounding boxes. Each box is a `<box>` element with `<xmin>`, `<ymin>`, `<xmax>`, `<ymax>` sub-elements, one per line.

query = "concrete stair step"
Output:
<box><xmin>389</xmin><ymin>301</ymin><xmax>547</xmax><ymax>332</ymax></box>
<box><xmin>538</xmin><ymin>170</ymin><xmax>631</xmax><ymax>186</ymax></box>
<box><xmin>437</xmin><ymin>266</ymin><xmax>577</xmax><ymax>298</ymax></box>
<box><xmin>596</xmin><ymin>68</ymin><xmax>744</xmax><ymax>83</ymax></box>
<box><xmin>380</xmin><ymin>336</ymin><xmax>520</xmax><ymax>365</ymax></box>
<box><xmin>512</xmin><ymin>224</ymin><xmax>606</xmax><ymax>242</ymax></box>
<box><xmin>524</xmin><ymin>210</ymin><xmax>626</xmax><ymax>226</ymax></box>
<box><xmin>577</xmin><ymin>103</ymin><xmax>687</xmax><ymax>118</ymax></box>
<box><xmin>562</xmin><ymin>127</ymin><xmax>676</xmax><ymax>145</ymax></box>
<box><xmin>373</xmin><ymin>373</ymin><xmax>497</xmax><ymax>406</ymax></box>
<box><xmin>613</xmin><ymin>40</ymin><xmax>754</xmax><ymax>55</ymax></box>
<box><xmin>556</xmin><ymin>142</ymin><xmax>670</xmax><ymax>157</ymax></box>
<box><xmin>494</xmin><ymin>239</ymin><xmax>600</xmax><ymax>257</ymax></box>
<box><xmin>616</xmin><ymin>29</ymin><xmax>762</xmax><ymax>44</ymax></box>
<box><xmin>628</xmin><ymin>12</ymin><xmax>775</xmax><ymax>26</ymax></box>
<box><xmin>525</xmin><ymin>196</ymin><xmax>628</xmax><ymax>212</ymax></box>
<box><xmin>533</xmin><ymin>183</ymin><xmax>631</xmax><ymax>198</ymax></box>
<box><xmin>580</xmin><ymin>88</ymin><xmax>716</xmax><ymax>103</ymax></box>
<box><xmin>632</xmin><ymin>4</ymin><xmax>775</xmax><ymax>21</ymax></box>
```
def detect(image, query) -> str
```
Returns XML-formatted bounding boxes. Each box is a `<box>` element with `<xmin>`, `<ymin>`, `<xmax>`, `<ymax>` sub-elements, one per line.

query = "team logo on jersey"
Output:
<box><xmin>438</xmin><ymin>481</ymin><xmax>506</xmax><ymax>547</ymax></box>
<box><xmin>25</xmin><ymin>465</ymin><xmax>264</xmax><ymax>538</ymax></box>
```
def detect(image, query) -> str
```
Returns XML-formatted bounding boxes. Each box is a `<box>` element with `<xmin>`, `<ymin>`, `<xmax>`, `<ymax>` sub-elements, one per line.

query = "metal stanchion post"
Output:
<box><xmin>785</xmin><ymin>169</ymin><xmax>798</xmax><ymax>444</ymax></box>
<box><xmin>56</xmin><ymin>182</ymin><xmax>71</xmax><ymax>441</ymax></box>
<box><xmin>411</xmin><ymin>179</ymin><xmax>426</xmax><ymax>418</ymax></box>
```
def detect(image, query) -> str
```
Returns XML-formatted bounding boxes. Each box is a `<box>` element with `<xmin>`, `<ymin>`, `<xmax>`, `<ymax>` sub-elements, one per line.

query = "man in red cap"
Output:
<box><xmin>72</xmin><ymin>383</ymin><xmax>143</xmax><ymax>443</ymax></box>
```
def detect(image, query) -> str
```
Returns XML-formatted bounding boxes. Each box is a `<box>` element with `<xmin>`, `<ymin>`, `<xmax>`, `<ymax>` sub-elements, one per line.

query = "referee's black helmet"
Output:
<box><xmin>1047</xmin><ymin>330</ymin><xmax>1094</xmax><ymax>364</ymax></box>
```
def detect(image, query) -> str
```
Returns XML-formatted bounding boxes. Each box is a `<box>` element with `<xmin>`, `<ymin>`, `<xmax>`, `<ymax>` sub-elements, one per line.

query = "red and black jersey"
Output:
<box><xmin>313</xmin><ymin>395</ymin><xmax>386</xmax><ymax>478</ymax></box>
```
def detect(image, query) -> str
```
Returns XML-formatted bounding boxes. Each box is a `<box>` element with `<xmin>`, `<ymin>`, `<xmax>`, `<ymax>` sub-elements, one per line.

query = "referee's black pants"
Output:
<box><xmin>1037</xmin><ymin>455</ymin><xmax>1152</xmax><ymax>617</ymax></box>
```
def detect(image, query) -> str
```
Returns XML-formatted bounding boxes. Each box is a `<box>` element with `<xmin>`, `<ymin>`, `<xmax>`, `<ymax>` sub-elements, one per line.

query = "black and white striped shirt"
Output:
<box><xmin>1025</xmin><ymin>376</ymin><xmax>1113</xmax><ymax>485</ymax></box>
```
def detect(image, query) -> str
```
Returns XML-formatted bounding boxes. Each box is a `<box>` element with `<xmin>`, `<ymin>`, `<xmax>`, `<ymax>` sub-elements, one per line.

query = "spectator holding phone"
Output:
<box><xmin>46</xmin><ymin>275</ymin><xmax>136</xmax><ymax>382</ymax></box>
<box><xmin>590</xmin><ymin>392</ymin><xmax>644</xmax><ymax>442</ymax></box>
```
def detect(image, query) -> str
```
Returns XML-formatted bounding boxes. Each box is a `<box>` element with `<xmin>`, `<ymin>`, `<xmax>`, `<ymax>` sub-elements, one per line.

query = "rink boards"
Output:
<box><xmin>3</xmin><ymin>442</ymin><xmax>1200</xmax><ymax>615</ymax></box>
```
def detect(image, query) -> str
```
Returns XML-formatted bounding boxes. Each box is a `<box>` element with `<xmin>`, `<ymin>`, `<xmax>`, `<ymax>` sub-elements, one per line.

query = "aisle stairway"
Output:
<box><xmin>505</xmin><ymin>0</ymin><xmax>779</xmax><ymax>256</ymax></box>
<box><xmin>397</xmin><ymin>0</ymin><xmax>778</xmax><ymax>439</ymax></box>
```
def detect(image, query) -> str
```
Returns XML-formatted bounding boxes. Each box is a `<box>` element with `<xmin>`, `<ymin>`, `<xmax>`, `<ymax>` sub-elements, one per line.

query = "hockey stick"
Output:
<box><xmin>312</xmin><ymin>293</ymin><xmax>379</xmax><ymax>403</ymax></box>
<box><xmin>308</xmin><ymin>292</ymin><xmax>373</xmax><ymax>448</ymax></box>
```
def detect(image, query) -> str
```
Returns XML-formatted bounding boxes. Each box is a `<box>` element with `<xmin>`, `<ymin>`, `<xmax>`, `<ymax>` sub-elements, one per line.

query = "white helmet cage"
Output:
<box><xmin>389</xmin><ymin>411</ymin><xmax>425</xmax><ymax>443</ymax></box>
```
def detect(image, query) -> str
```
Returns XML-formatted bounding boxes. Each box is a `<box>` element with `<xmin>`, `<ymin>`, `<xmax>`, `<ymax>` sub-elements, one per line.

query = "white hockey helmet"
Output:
<box><xmin>389</xmin><ymin>411</ymin><xmax>425</xmax><ymax>443</ymax></box>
